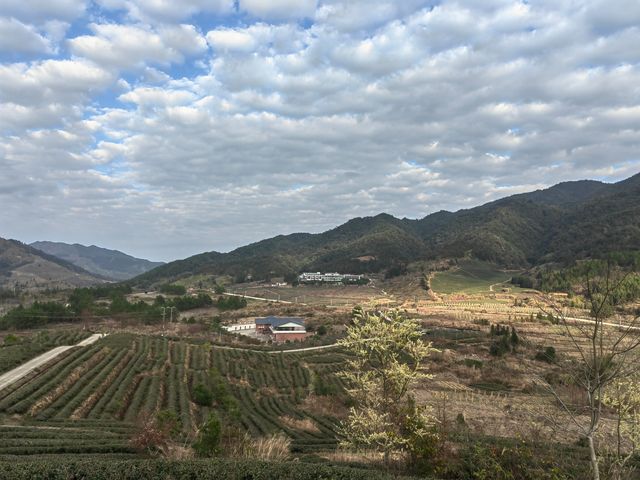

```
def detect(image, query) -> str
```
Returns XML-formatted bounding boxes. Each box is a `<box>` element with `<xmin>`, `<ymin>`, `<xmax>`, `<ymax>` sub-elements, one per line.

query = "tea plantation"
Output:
<box><xmin>0</xmin><ymin>333</ymin><xmax>347</xmax><ymax>457</ymax></box>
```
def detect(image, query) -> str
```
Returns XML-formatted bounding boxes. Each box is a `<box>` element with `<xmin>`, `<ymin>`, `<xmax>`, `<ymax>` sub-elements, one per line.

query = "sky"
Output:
<box><xmin>0</xmin><ymin>0</ymin><xmax>639</xmax><ymax>262</ymax></box>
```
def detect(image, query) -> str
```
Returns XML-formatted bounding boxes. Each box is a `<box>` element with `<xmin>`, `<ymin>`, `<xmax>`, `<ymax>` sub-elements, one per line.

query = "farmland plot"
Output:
<box><xmin>0</xmin><ymin>330</ymin><xmax>90</xmax><ymax>375</ymax></box>
<box><xmin>0</xmin><ymin>333</ymin><xmax>346</xmax><ymax>457</ymax></box>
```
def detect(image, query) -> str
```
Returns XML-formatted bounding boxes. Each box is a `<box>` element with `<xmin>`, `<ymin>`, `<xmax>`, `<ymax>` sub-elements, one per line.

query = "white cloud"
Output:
<box><xmin>207</xmin><ymin>28</ymin><xmax>257</xmax><ymax>52</ymax></box>
<box><xmin>2</xmin><ymin>0</ymin><xmax>640</xmax><ymax>261</ymax></box>
<box><xmin>118</xmin><ymin>87</ymin><xmax>197</xmax><ymax>107</ymax></box>
<box><xmin>0</xmin><ymin>0</ymin><xmax>85</xmax><ymax>24</ymax></box>
<box><xmin>68</xmin><ymin>23</ymin><xmax>207</xmax><ymax>71</ymax></box>
<box><xmin>0</xmin><ymin>59</ymin><xmax>113</xmax><ymax>107</ymax></box>
<box><xmin>0</xmin><ymin>18</ymin><xmax>52</xmax><ymax>54</ymax></box>
<box><xmin>315</xmin><ymin>0</ymin><xmax>427</xmax><ymax>32</ymax></box>
<box><xmin>96</xmin><ymin>0</ymin><xmax>234</xmax><ymax>22</ymax></box>
<box><xmin>239</xmin><ymin>0</ymin><xmax>317</xmax><ymax>20</ymax></box>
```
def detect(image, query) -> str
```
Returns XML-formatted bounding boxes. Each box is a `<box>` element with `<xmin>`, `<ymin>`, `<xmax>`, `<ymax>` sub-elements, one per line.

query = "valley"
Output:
<box><xmin>0</xmin><ymin>175</ymin><xmax>639</xmax><ymax>479</ymax></box>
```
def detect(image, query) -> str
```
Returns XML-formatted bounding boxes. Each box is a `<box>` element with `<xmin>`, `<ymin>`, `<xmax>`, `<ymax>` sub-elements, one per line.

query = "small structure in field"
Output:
<box><xmin>255</xmin><ymin>316</ymin><xmax>307</xmax><ymax>343</ymax></box>
<box><xmin>222</xmin><ymin>323</ymin><xmax>254</xmax><ymax>333</ymax></box>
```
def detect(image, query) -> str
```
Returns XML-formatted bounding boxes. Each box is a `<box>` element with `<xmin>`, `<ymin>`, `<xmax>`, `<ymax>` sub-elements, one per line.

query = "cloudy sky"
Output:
<box><xmin>0</xmin><ymin>0</ymin><xmax>639</xmax><ymax>261</ymax></box>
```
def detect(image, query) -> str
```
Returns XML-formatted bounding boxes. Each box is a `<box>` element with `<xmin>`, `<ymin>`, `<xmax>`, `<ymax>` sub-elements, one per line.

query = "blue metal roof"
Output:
<box><xmin>255</xmin><ymin>316</ymin><xmax>304</xmax><ymax>327</ymax></box>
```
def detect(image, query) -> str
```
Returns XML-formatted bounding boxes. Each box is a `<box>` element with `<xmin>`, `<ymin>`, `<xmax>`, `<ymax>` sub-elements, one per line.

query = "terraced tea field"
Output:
<box><xmin>0</xmin><ymin>334</ymin><xmax>347</xmax><ymax>457</ymax></box>
<box><xmin>0</xmin><ymin>330</ymin><xmax>90</xmax><ymax>375</ymax></box>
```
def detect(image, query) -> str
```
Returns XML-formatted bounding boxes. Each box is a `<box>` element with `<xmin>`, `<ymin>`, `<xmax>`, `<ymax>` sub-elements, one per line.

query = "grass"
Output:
<box><xmin>431</xmin><ymin>260</ymin><xmax>522</xmax><ymax>294</ymax></box>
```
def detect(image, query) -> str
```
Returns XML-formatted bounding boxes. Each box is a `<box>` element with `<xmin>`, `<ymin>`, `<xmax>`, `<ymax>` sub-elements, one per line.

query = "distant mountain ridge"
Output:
<box><xmin>127</xmin><ymin>172</ymin><xmax>640</xmax><ymax>286</ymax></box>
<box><xmin>0</xmin><ymin>238</ymin><xmax>103</xmax><ymax>291</ymax></box>
<box><xmin>30</xmin><ymin>242</ymin><xmax>164</xmax><ymax>281</ymax></box>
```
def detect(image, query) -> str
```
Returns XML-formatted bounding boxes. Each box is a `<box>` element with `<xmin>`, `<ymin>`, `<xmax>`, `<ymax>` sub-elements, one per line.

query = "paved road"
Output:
<box><xmin>0</xmin><ymin>333</ymin><xmax>106</xmax><ymax>392</ymax></box>
<box><xmin>212</xmin><ymin>342</ymin><xmax>339</xmax><ymax>355</ymax></box>
<box><xmin>266</xmin><ymin>343</ymin><xmax>340</xmax><ymax>354</ymax></box>
<box><xmin>221</xmin><ymin>291</ymin><xmax>302</xmax><ymax>305</ymax></box>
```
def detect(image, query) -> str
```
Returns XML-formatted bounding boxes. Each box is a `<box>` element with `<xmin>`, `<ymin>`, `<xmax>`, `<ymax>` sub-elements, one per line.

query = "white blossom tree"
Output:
<box><xmin>338</xmin><ymin>308</ymin><xmax>437</xmax><ymax>466</ymax></box>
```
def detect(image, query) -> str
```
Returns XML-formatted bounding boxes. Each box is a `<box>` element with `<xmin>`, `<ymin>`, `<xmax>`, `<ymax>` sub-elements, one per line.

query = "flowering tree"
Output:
<box><xmin>338</xmin><ymin>308</ymin><xmax>437</xmax><ymax>466</ymax></box>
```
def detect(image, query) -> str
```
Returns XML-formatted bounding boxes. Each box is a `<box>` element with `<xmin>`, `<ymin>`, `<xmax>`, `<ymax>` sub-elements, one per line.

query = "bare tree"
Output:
<box><xmin>537</xmin><ymin>261</ymin><xmax>640</xmax><ymax>480</ymax></box>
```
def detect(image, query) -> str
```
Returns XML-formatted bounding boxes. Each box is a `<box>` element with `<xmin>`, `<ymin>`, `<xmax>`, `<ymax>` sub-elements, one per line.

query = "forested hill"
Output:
<box><xmin>132</xmin><ymin>172</ymin><xmax>640</xmax><ymax>286</ymax></box>
<box><xmin>0</xmin><ymin>238</ymin><xmax>104</xmax><ymax>291</ymax></box>
<box><xmin>30</xmin><ymin>241</ymin><xmax>164</xmax><ymax>281</ymax></box>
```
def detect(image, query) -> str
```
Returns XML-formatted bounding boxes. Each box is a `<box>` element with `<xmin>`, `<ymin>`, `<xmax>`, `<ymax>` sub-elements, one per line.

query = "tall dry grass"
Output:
<box><xmin>250</xmin><ymin>433</ymin><xmax>291</xmax><ymax>461</ymax></box>
<box><xmin>224</xmin><ymin>431</ymin><xmax>291</xmax><ymax>461</ymax></box>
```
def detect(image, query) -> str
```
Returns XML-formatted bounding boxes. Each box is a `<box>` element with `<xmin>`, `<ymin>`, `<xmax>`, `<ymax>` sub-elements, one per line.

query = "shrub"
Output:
<box><xmin>0</xmin><ymin>458</ymin><xmax>403</xmax><ymax>480</ymax></box>
<box><xmin>489</xmin><ymin>336</ymin><xmax>511</xmax><ymax>357</ymax></box>
<box><xmin>193</xmin><ymin>413</ymin><xmax>222</xmax><ymax>457</ymax></box>
<box><xmin>193</xmin><ymin>384</ymin><xmax>213</xmax><ymax>406</ymax></box>
<box><xmin>535</xmin><ymin>346</ymin><xmax>557</xmax><ymax>363</ymax></box>
<box><xmin>159</xmin><ymin>284</ymin><xmax>187</xmax><ymax>295</ymax></box>
<box><xmin>3</xmin><ymin>334</ymin><xmax>20</xmax><ymax>345</ymax></box>
<box><xmin>462</xmin><ymin>358</ymin><xmax>483</xmax><ymax>369</ymax></box>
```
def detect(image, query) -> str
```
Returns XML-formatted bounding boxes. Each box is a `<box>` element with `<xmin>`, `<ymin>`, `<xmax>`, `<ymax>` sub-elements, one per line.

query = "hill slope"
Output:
<box><xmin>132</xmin><ymin>172</ymin><xmax>640</xmax><ymax>286</ymax></box>
<box><xmin>30</xmin><ymin>241</ymin><xmax>164</xmax><ymax>281</ymax></box>
<box><xmin>0</xmin><ymin>238</ymin><xmax>104</xmax><ymax>291</ymax></box>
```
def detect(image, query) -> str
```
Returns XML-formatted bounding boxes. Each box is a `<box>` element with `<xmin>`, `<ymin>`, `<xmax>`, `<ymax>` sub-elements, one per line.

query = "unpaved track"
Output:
<box><xmin>0</xmin><ymin>333</ymin><xmax>106</xmax><ymax>392</ymax></box>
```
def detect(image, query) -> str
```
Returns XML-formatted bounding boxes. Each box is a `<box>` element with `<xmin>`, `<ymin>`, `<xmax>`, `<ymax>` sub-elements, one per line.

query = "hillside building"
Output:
<box><xmin>255</xmin><ymin>316</ymin><xmax>307</xmax><ymax>343</ymax></box>
<box><xmin>298</xmin><ymin>272</ymin><xmax>365</xmax><ymax>283</ymax></box>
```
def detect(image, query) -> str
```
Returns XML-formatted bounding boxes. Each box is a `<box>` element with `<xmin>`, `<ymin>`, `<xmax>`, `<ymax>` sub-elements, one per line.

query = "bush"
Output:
<box><xmin>462</xmin><ymin>358</ymin><xmax>483</xmax><ymax>369</ymax></box>
<box><xmin>193</xmin><ymin>413</ymin><xmax>222</xmax><ymax>457</ymax></box>
<box><xmin>193</xmin><ymin>384</ymin><xmax>213</xmax><ymax>406</ymax></box>
<box><xmin>216</xmin><ymin>296</ymin><xmax>247</xmax><ymax>311</ymax></box>
<box><xmin>489</xmin><ymin>336</ymin><xmax>511</xmax><ymax>357</ymax></box>
<box><xmin>488</xmin><ymin>324</ymin><xmax>518</xmax><ymax>356</ymax></box>
<box><xmin>159</xmin><ymin>284</ymin><xmax>187</xmax><ymax>295</ymax></box>
<box><xmin>453</xmin><ymin>441</ymin><xmax>579</xmax><ymax>480</ymax></box>
<box><xmin>535</xmin><ymin>346</ymin><xmax>557</xmax><ymax>363</ymax></box>
<box><xmin>0</xmin><ymin>459</ymin><xmax>405</xmax><ymax>480</ymax></box>
<box><xmin>3</xmin><ymin>334</ymin><xmax>20</xmax><ymax>345</ymax></box>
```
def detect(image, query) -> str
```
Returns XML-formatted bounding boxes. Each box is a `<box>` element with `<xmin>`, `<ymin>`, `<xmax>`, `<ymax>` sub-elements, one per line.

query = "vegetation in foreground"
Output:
<box><xmin>0</xmin><ymin>261</ymin><xmax>639</xmax><ymax>479</ymax></box>
<box><xmin>0</xmin><ymin>458</ymin><xmax>413</xmax><ymax>480</ymax></box>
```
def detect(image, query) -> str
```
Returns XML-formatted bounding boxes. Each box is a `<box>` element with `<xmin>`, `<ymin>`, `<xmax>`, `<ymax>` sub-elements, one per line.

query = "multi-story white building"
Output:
<box><xmin>298</xmin><ymin>272</ymin><xmax>365</xmax><ymax>283</ymax></box>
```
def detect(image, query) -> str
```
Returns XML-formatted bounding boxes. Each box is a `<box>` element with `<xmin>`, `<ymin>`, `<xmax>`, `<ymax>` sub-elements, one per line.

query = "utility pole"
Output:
<box><xmin>160</xmin><ymin>307</ymin><xmax>167</xmax><ymax>334</ymax></box>
<box><xmin>168</xmin><ymin>306</ymin><xmax>177</xmax><ymax>323</ymax></box>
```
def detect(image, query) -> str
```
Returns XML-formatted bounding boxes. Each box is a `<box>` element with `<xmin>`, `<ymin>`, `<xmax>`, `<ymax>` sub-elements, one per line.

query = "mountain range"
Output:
<box><xmin>131</xmin><ymin>172</ymin><xmax>640</xmax><ymax>286</ymax></box>
<box><xmin>30</xmin><ymin>242</ymin><xmax>164</xmax><ymax>281</ymax></box>
<box><xmin>0</xmin><ymin>238</ymin><xmax>102</xmax><ymax>291</ymax></box>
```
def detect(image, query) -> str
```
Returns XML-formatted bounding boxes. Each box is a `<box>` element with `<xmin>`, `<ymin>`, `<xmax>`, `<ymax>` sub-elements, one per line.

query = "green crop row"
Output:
<box><xmin>1</xmin><ymin>344</ymin><xmax>101</xmax><ymax>414</ymax></box>
<box><xmin>0</xmin><ymin>330</ymin><xmax>90</xmax><ymax>375</ymax></box>
<box><xmin>0</xmin><ymin>459</ymin><xmax>410</xmax><ymax>480</ymax></box>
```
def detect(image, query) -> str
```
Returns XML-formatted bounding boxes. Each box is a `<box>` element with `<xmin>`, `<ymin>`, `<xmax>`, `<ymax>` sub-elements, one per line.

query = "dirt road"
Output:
<box><xmin>0</xmin><ymin>333</ymin><xmax>106</xmax><ymax>392</ymax></box>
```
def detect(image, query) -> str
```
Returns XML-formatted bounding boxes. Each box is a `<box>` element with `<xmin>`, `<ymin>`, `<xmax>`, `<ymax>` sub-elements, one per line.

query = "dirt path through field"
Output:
<box><xmin>489</xmin><ymin>278</ymin><xmax>512</xmax><ymax>292</ymax></box>
<box><xmin>0</xmin><ymin>333</ymin><xmax>106</xmax><ymax>392</ymax></box>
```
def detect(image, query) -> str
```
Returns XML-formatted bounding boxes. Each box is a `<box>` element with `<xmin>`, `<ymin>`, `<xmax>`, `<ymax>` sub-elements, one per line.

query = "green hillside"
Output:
<box><xmin>130</xmin><ymin>173</ymin><xmax>640</xmax><ymax>286</ymax></box>
<box><xmin>430</xmin><ymin>260</ymin><xmax>517</xmax><ymax>294</ymax></box>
